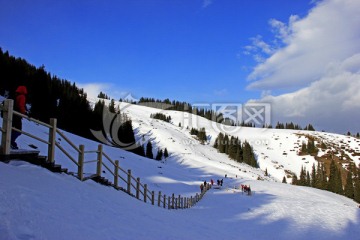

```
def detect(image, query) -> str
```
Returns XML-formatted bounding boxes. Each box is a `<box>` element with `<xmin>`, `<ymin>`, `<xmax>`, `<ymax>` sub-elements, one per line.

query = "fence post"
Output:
<box><xmin>163</xmin><ymin>194</ymin><xmax>166</xmax><ymax>208</ymax></box>
<box><xmin>1</xmin><ymin>99</ymin><xmax>13</xmax><ymax>155</ymax></box>
<box><xmin>114</xmin><ymin>160</ymin><xmax>119</xmax><ymax>188</ymax></box>
<box><xmin>175</xmin><ymin>198</ymin><xmax>178</xmax><ymax>210</ymax></box>
<box><xmin>127</xmin><ymin>169</ymin><xmax>131</xmax><ymax>194</ymax></box>
<box><xmin>151</xmin><ymin>191</ymin><xmax>155</xmax><ymax>205</ymax></box>
<box><xmin>158</xmin><ymin>191</ymin><xmax>161</xmax><ymax>207</ymax></box>
<box><xmin>136</xmin><ymin>177</ymin><xmax>140</xmax><ymax>199</ymax></box>
<box><xmin>47</xmin><ymin>118</ymin><xmax>57</xmax><ymax>164</ymax></box>
<box><xmin>96</xmin><ymin>144</ymin><xmax>103</xmax><ymax>176</ymax></box>
<box><xmin>168</xmin><ymin>196</ymin><xmax>171</xmax><ymax>209</ymax></box>
<box><xmin>190</xmin><ymin>196</ymin><xmax>193</xmax><ymax>207</ymax></box>
<box><xmin>78</xmin><ymin>145</ymin><xmax>85</xmax><ymax>181</ymax></box>
<box><xmin>172</xmin><ymin>193</ymin><xmax>175</xmax><ymax>209</ymax></box>
<box><xmin>178</xmin><ymin>195</ymin><xmax>181</xmax><ymax>209</ymax></box>
<box><xmin>144</xmin><ymin>184</ymin><xmax>148</xmax><ymax>203</ymax></box>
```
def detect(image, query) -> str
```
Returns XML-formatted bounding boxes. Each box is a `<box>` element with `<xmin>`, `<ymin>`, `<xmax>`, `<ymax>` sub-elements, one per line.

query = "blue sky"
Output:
<box><xmin>0</xmin><ymin>0</ymin><xmax>310</xmax><ymax>102</ymax></box>
<box><xmin>1</xmin><ymin>0</ymin><xmax>360</xmax><ymax>133</ymax></box>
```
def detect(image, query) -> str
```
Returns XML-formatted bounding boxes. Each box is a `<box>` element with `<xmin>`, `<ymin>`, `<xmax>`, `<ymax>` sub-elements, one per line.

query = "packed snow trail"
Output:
<box><xmin>1</xmin><ymin>98</ymin><xmax>360</xmax><ymax>239</ymax></box>
<box><xmin>1</xmin><ymin>161</ymin><xmax>359</xmax><ymax>240</ymax></box>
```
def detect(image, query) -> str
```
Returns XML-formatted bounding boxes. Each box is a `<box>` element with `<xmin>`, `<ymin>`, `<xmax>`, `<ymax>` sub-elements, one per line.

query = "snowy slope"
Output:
<box><xmin>114</xmin><ymin>101</ymin><xmax>360</xmax><ymax>182</ymax></box>
<box><xmin>1</xmin><ymin>98</ymin><xmax>360</xmax><ymax>239</ymax></box>
<box><xmin>1</xmin><ymin>161</ymin><xmax>359</xmax><ymax>240</ymax></box>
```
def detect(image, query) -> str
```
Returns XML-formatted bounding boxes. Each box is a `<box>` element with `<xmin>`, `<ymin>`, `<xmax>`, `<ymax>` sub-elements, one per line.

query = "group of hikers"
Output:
<box><xmin>199</xmin><ymin>177</ymin><xmax>252</xmax><ymax>197</ymax></box>
<box><xmin>241</xmin><ymin>184</ymin><xmax>252</xmax><ymax>195</ymax></box>
<box><xmin>200</xmin><ymin>178</ymin><xmax>225</xmax><ymax>192</ymax></box>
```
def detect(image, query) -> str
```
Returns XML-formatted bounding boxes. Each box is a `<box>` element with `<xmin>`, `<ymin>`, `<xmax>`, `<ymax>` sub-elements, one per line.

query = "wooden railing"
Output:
<box><xmin>0</xmin><ymin>99</ymin><xmax>210</xmax><ymax>209</ymax></box>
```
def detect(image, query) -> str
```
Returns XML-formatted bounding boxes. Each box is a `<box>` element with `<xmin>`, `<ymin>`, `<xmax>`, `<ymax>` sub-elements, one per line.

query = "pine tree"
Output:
<box><xmin>301</xmin><ymin>142</ymin><xmax>307</xmax><ymax>154</ymax></box>
<box><xmin>223</xmin><ymin>135</ymin><xmax>229</xmax><ymax>154</ymax></box>
<box><xmin>265</xmin><ymin>168</ymin><xmax>268</xmax><ymax>176</ymax></box>
<box><xmin>235</xmin><ymin>143</ymin><xmax>242</xmax><ymax>162</ymax></box>
<box><xmin>334</xmin><ymin>165</ymin><xmax>343</xmax><ymax>195</ymax></box>
<box><xmin>354</xmin><ymin>167</ymin><xmax>360</xmax><ymax>203</ymax></box>
<box><xmin>328</xmin><ymin>159</ymin><xmax>337</xmax><ymax>192</ymax></box>
<box><xmin>311</xmin><ymin>163</ymin><xmax>316</xmax><ymax>187</ymax></box>
<box><xmin>131</xmin><ymin>143</ymin><xmax>145</xmax><ymax>157</ymax></box>
<box><xmin>292</xmin><ymin>174</ymin><xmax>298</xmax><ymax>185</ymax></box>
<box><xmin>306</xmin><ymin>171</ymin><xmax>311</xmax><ymax>187</ymax></box>
<box><xmin>155</xmin><ymin>149</ymin><xmax>163</xmax><ymax>161</ymax></box>
<box><xmin>227</xmin><ymin>136</ymin><xmax>238</xmax><ymax>160</ymax></box>
<box><xmin>344</xmin><ymin>167</ymin><xmax>354</xmax><ymax>199</ymax></box>
<box><xmin>328</xmin><ymin>159</ymin><xmax>343</xmax><ymax>195</ymax></box>
<box><xmin>146</xmin><ymin>141</ymin><xmax>153</xmax><ymax>159</ymax></box>
<box><xmin>197</xmin><ymin>128</ymin><xmax>207</xmax><ymax>144</ymax></box>
<box><xmin>307</xmin><ymin>140</ymin><xmax>317</xmax><ymax>155</ymax></box>
<box><xmin>164</xmin><ymin>148</ymin><xmax>169</xmax><ymax>158</ymax></box>
<box><xmin>321</xmin><ymin>163</ymin><xmax>328</xmax><ymax>190</ymax></box>
<box><xmin>282</xmin><ymin>176</ymin><xmax>287</xmax><ymax>183</ymax></box>
<box><xmin>300</xmin><ymin>167</ymin><xmax>306</xmax><ymax>186</ymax></box>
<box><xmin>216</xmin><ymin>133</ymin><xmax>225</xmax><ymax>153</ymax></box>
<box><xmin>242</xmin><ymin>141</ymin><xmax>258</xmax><ymax>167</ymax></box>
<box><xmin>305</xmin><ymin>124</ymin><xmax>315</xmax><ymax>131</ymax></box>
<box><xmin>109</xmin><ymin>99</ymin><xmax>116</xmax><ymax>113</ymax></box>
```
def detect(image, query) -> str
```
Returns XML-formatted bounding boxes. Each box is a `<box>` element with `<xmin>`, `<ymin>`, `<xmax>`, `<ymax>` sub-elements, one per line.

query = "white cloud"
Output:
<box><xmin>245</xmin><ymin>0</ymin><xmax>360</xmax><ymax>133</ymax></box>
<box><xmin>78</xmin><ymin>82</ymin><xmax>128</xmax><ymax>101</ymax></box>
<box><xmin>243</xmin><ymin>35</ymin><xmax>275</xmax><ymax>63</ymax></box>
<box><xmin>249</xmin><ymin>53</ymin><xmax>360</xmax><ymax>133</ymax></box>
<box><xmin>247</xmin><ymin>0</ymin><xmax>360</xmax><ymax>90</ymax></box>
<box><xmin>269</xmin><ymin>15</ymin><xmax>299</xmax><ymax>44</ymax></box>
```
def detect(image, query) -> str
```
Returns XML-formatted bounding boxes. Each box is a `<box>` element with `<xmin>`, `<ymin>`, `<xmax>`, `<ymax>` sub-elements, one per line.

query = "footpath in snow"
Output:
<box><xmin>1</xmin><ymin>160</ymin><xmax>360</xmax><ymax>240</ymax></box>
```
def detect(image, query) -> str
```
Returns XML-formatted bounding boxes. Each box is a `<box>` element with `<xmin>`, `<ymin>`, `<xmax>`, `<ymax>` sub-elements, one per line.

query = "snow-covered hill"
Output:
<box><xmin>1</xmin><ymin>99</ymin><xmax>360</xmax><ymax>239</ymax></box>
<box><xmin>114</xmin><ymin>100</ymin><xmax>360</xmax><ymax>183</ymax></box>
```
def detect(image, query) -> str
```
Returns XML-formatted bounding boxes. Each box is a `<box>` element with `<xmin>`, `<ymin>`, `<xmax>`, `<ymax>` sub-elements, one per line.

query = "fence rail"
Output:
<box><xmin>0</xmin><ymin>99</ymin><xmax>210</xmax><ymax>209</ymax></box>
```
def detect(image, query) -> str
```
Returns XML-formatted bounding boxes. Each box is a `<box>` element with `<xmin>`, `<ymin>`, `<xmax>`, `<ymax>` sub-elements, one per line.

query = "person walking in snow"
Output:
<box><xmin>211</xmin><ymin>179</ymin><xmax>214</xmax><ymax>186</ymax></box>
<box><xmin>11</xmin><ymin>85</ymin><xmax>28</xmax><ymax>149</ymax></box>
<box><xmin>247</xmin><ymin>185</ymin><xmax>252</xmax><ymax>196</ymax></box>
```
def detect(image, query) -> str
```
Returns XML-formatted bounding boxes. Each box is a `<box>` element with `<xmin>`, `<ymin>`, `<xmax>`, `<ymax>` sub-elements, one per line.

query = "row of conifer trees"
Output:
<box><xmin>292</xmin><ymin>161</ymin><xmax>360</xmax><ymax>203</ymax></box>
<box><xmin>213</xmin><ymin>133</ymin><xmax>258</xmax><ymax>168</ymax></box>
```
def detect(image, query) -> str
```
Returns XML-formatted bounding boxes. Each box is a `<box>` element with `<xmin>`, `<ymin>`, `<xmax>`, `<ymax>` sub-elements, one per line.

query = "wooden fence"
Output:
<box><xmin>0</xmin><ymin>99</ymin><xmax>210</xmax><ymax>209</ymax></box>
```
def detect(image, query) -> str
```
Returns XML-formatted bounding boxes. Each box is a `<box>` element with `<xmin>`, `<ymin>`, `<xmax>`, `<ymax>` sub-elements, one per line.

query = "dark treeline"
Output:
<box><xmin>138</xmin><ymin>98</ymin><xmax>319</xmax><ymax>131</ymax></box>
<box><xmin>293</xmin><ymin>161</ymin><xmax>360</xmax><ymax>203</ymax></box>
<box><xmin>347</xmin><ymin>131</ymin><xmax>360</xmax><ymax>138</ymax></box>
<box><xmin>0</xmin><ymin>48</ymin><xmax>140</xmax><ymax>155</ymax></box>
<box><xmin>272</xmin><ymin>122</ymin><xmax>316</xmax><ymax>131</ymax></box>
<box><xmin>190</xmin><ymin>127</ymin><xmax>207</xmax><ymax>144</ymax></box>
<box><xmin>300</xmin><ymin>139</ymin><xmax>319</xmax><ymax>156</ymax></box>
<box><xmin>138</xmin><ymin>97</ymin><xmax>223</xmax><ymax>123</ymax></box>
<box><xmin>145</xmin><ymin>140</ymin><xmax>169</xmax><ymax>161</ymax></box>
<box><xmin>92</xmin><ymin>100</ymin><xmax>144</xmax><ymax>156</ymax></box>
<box><xmin>213</xmin><ymin>133</ymin><xmax>258</xmax><ymax>168</ymax></box>
<box><xmin>0</xmin><ymin>48</ymin><xmax>93</xmax><ymax>139</ymax></box>
<box><xmin>150</xmin><ymin>113</ymin><xmax>171</xmax><ymax>123</ymax></box>
<box><xmin>98</xmin><ymin>91</ymin><xmax>110</xmax><ymax>100</ymax></box>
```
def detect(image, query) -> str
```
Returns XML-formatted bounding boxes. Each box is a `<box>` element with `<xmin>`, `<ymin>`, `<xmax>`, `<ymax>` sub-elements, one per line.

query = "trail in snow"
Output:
<box><xmin>1</xmin><ymin>99</ymin><xmax>360</xmax><ymax>239</ymax></box>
